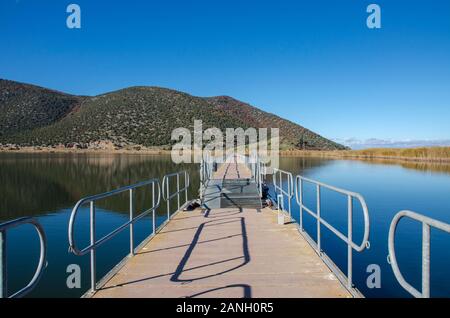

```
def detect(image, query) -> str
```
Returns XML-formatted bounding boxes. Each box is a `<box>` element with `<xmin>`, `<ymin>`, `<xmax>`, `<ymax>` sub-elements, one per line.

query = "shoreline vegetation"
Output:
<box><xmin>282</xmin><ymin>147</ymin><xmax>450</xmax><ymax>163</ymax></box>
<box><xmin>1</xmin><ymin>143</ymin><xmax>450</xmax><ymax>164</ymax></box>
<box><xmin>0</xmin><ymin>142</ymin><xmax>171</xmax><ymax>155</ymax></box>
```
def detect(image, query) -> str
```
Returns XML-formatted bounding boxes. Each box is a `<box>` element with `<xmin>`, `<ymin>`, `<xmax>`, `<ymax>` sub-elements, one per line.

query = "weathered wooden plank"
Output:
<box><xmin>213</xmin><ymin>162</ymin><xmax>252</xmax><ymax>180</ymax></box>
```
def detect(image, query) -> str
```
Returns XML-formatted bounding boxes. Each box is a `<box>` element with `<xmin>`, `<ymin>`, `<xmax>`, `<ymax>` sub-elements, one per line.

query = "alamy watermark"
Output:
<box><xmin>367</xmin><ymin>4</ymin><xmax>382</xmax><ymax>29</ymax></box>
<box><xmin>66</xmin><ymin>264</ymin><xmax>81</xmax><ymax>289</ymax></box>
<box><xmin>366</xmin><ymin>264</ymin><xmax>381</xmax><ymax>289</ymax></box>
<box><xmin>64</xmin><ymin>4</ymin><xmax>381</xmax><ymax>31</ymax></box>
<box><xmin>66</xmin><ymin>4</ymin><xmax>81</xmax><ymax>29</ymax></box>
<box><xmin>171</xmin><ymin>120</ymin><xmax>279</xmax><ymax>171</ymax></box>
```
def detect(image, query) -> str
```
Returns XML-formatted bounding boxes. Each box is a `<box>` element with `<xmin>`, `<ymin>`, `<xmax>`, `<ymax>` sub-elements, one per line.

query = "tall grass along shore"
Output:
<box><xmin>281</xmin><ymin>147</ymin><xmax>450</xmax><ymax>163</ymax></box>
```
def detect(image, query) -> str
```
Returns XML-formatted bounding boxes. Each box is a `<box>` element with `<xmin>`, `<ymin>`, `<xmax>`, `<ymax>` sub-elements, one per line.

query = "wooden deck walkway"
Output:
<box><xmin>92</xmin><ymin>207</ymin><xmax>351</xmax><ymax>298</ymax></box>
<box><xmin>213</xmin><ymin>161</ymin><xmax>252</xmax><ymax>180</ymax></box>
<box><xmin>204</xmin><ymin>161</ymin><xmax>261</xmax><ymax>210</ymax></box>
<box><xmin>91</xmin><ymin>160</ymin><xmax>350</xmax><ymax>298</ymax></box>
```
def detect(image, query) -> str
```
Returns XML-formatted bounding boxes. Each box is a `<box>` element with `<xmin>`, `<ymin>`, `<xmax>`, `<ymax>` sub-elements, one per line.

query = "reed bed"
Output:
<box><xmin>281</xmin><ymin>147</ymin><xmax>450</xmax><ymax>163</ymax></box>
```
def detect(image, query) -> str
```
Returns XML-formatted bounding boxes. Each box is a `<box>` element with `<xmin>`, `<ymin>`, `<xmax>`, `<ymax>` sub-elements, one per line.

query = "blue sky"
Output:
<box><xmin>1</xmin><ymin>0</ymin><xmax>449</xmax><ymax>147</ymax></box>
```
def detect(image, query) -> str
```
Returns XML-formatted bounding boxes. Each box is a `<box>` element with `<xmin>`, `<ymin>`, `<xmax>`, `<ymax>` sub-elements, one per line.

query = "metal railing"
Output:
<box><xmin>162</xmin><ymin>171</ymin><xmax>190</xmax><ymax>219</ymax></box>
<box><xmin>388</xmin><ymin>210</ymin><xmax>450</xmax><ymax>298</ymax></box>
<box><xmin>0</xmin><ymin>217</ymin><xmax>47</xmax><ymax>298</ymax></box>
<box><xmin>200</xmin><ymin>153</ymin><xmax>215</xmax><ymax>200</ymax></box>
<box><xmin>256</xmin><ymin>159</ymin><xmax>267</xmax><ymax>198</ymax></box>
<box><xmin>68</xmin><ymin>178</ymin><xmax>161</xmax><ymax>293</ymax></box>
<box><xmin>200</xmin><ymin>153</ymin><xmax>266</xmax><ymax>200</ymax></box>
<box><xmin>294</xmin><ymin>175</ymin><xmax>370</xmax><ymax>295</ymax></box>
<box><xmin>272</xmin><ymin>168</ymin><xmax>294</xmax><ymax>216</ymax></box>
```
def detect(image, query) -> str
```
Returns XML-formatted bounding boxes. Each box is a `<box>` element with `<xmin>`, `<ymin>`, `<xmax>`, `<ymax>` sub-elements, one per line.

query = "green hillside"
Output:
<box><xmin>0</xmin><ymin>79</ymin><xmax>83</xmax><ymax>136</ymax></box>
<box><xmin>0</xmin><ymin>79</ymin><xmax>347</xmax><ymax>150</ymax></box>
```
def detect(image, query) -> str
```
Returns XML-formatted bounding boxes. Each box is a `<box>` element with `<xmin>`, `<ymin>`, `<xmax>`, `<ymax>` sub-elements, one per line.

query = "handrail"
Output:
<box><xmin>256</xmin><ymin>159</ymin><xmax>266</xmax><ymax>198</ymax></box>
<box><xmin>162</xmin><ymin>171</ymin><xmax>190</xmax><ymax>201</ymax></box>
<box><xmin>0</xmin><ymin>217</ymin><xmax>47</xmax><ymax>298</ymax></box>
<box><xmin>162</xmin><ymin>171</ymin><xmax>190</xmax><ymax>219</ymax></box>
<box><xmin>200</xmin><ymin>153</ymin><xmax>216</xmax><ymax>200</ymax></box>
<box><xmin>68</xmin><ymin>178</ymin><xmax>161</xmax><ymax>293</ymax></box>
<box><xmin>200</xmin><ymin>153</ymin><xmax>264</xmax><ymax>200</ymax></box>
<box><xmin>388</xmin><ymin>210</ymin><xmax>450</xmax><ymax>298</ymax></box>
<box><xmin>68</xmin><ymin>178</ymin><xmax>161</xmax><ymax>256</ymax></box>
<box><xmin>294</xmin><ymin>175</ymin><xmax>370</xmax><ymax>293</ymax></box>
<box><xmin>272</xmin><ymin>168</ymin><xmax>294</xmax><ymax>216</ymax></box>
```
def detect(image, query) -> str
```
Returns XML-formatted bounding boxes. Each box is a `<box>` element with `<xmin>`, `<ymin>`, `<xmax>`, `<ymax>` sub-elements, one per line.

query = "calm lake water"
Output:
<box><xmin>1</xmin><ymin>153</ymin><xmax>449</xmax><ymax>298</ymax></box>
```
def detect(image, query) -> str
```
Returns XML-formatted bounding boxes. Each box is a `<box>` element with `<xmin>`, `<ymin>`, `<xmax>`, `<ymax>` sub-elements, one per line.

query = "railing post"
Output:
<box><xmin>166</xmin><ymin>179</ymin><xmax>170</xmax><ymax>220</ymax></box>
<box><xmin>177</xmin><ymin>173</ymin><xmax>180</xmax><ymax>211</ymax></box>
<box><xmin>89</xmin><ymin>201</ymin><xmax>96</xmax><ymax>293</ymax></box>
<box><xmin>299</xmin><ymin>179</ymin><xmax>303</xmax><ymax>231</ymax></box>
<box><xmin>152</xmin><ymin>182</ymin><xmax>156</xmax><ymax>235</ymax></box>
<box><xmin>422</xmin><ymin>223</ymin><xmax>430</xmax><ymax>298</ymax></box>
<box><xmin>129</xmin><ymin>189</ymin><xmax>135</xmax><ymax>256</ymax></box>
<box><xmin>258</xmin><ymin>163</ymin><xmax>262</xmax><ymax>198</ymax></box>
<box><xmin>279</xmin><ymin>171</ymin><xmax>282</xmax><ymax>199</ymax></box>
<box><xmin>288</xmin><ymin>176</ymin><xmax>292</xmax><ymax>218</ymax></box>
<box><xmin>316</xmin><ymin>184</ymin><xmax>321</xmax><ymax>254</ymax></box>
<box><xmin>347</xmin><ymin>195</ymin><xmax>353</xmax><ymax>289</ymax></box>
<box><xmin>0</xmin><ymin>230</ymin><xmax>7</xmax><ymax>298</ymax></box>
<box><xmin>185</xmin><ymin>172</ymin><xmax>188</xmax><ymax>205</ymax></box>
<box><xmin>200</xmin><ymin>161</ymin><xmax>204</xmax><ymax>199</ymax></box>
<box><xmin>277</xmin><ymin>194</ymin><xmax>284</xmax><ymax>225</ymax></box>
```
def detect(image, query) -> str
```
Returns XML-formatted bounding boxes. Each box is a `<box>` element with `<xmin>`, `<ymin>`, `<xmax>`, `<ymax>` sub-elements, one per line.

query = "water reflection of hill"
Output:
<box><xmin>279</xmin><ymin>156</ymin><xmax>450</xmax><ymax>176</ymax></box>
<box><xmin>0</xmin><ymin>153</ymin><xmax>199</xmax><ymax>220</ymax></box>
<box><xmin>278</xmin><ymin>156</ymin><xmax>336</xmax><ymax>175</ymax></box>
<box><xmin>2</xmin><ymin>153</ymin><xmax>449</xmax><ymax>221</ymax></box>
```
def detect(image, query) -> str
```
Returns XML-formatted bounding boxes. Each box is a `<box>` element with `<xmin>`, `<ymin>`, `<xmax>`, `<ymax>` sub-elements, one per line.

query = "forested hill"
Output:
<box><xmin>0</xmin><ymin>79</ymin><xmax>347</xmax><ymax>150</ymax></box>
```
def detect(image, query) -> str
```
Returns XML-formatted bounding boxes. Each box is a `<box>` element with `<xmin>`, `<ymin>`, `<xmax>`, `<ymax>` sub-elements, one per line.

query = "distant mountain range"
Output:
<box><xmin>0</xmin><ymin>79</ymin><xmax>347</xmax><ymax>150</ymax></box>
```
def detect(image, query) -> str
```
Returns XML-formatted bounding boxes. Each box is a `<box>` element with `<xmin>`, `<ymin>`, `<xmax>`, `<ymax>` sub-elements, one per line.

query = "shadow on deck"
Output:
<box><xmin>92</xmin><ymin>207</ymin><xmax>350</xmax><ymax>298</ymax></box>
